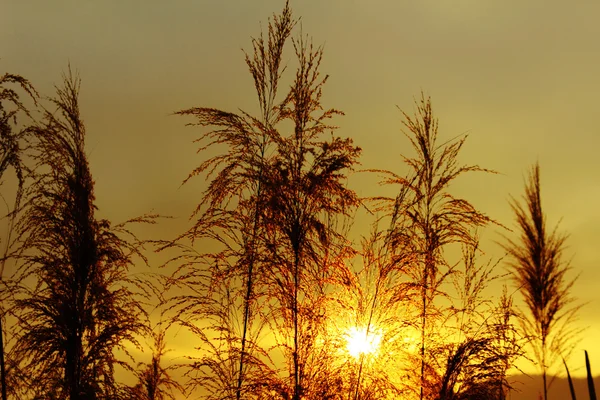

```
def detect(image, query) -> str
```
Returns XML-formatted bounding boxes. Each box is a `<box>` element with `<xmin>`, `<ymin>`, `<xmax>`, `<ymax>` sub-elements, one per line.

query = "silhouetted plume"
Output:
<box><xmin>164</xmin><ymin>0</ymin><xmax>360</xmax><ymax>399</ymax></box>
<box><xmin>165</xmin><ymin>1</ymin><xmax>297</xmax><ymax>398</ymax></box>
<box><xmin>171</xmin><ymin>3</ymin><xmax>296</xmax><ymax>399</ymax></box>
<box><xmin>125</xmin><ymin>329</ymin><xmax>184</xmax><ymax>400</ymax></box>
<box><xmin>0</xmin><ymin>3</ymin><xmax>586</xmax><ymax>400</ymax></box>
<box><xmin>10</xmin><ymin>66</ymin><xmax>157</xmax><ymax>399</ymax></box>
<box><xmin>370</xmin><ymin>94</ymin><xmax>497</xmax><ymax>400</ymax></box>
<box><xmin>259</xmin><ymin>30</ymin><xmax>361</xmax><ymax>399</ymax></box>
<box><xmin>501</xmin><ymin>162</ymin><xmax>581</xmax><ymax>400</ymax></box>
<box><xmin>0</xmin><ymin>65</ymin><xmax>38</xmax><ymax>400</ymax></box>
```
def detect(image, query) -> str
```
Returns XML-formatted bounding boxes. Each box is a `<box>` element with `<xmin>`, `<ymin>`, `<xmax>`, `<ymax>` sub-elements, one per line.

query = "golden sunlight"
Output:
<box><xmin>345</xmin><ymin>327</ymin><xmax>382</xmax><ymax>359</ymax></box>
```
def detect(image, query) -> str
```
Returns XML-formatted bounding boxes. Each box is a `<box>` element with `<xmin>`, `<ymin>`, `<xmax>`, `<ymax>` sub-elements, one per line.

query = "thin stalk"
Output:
<box><xmin>293</xmin><ymin>245</ymin><xmax>300</xmax><ymax>400</ymax></box>
<box><xmin>542</xmin><ymin>339</ymin><xmax>547</xmax><ymax>400</ymax></box>
<box><xmin>236</xmin><ymin>138</ymin><xmax>267</xmax><ymax>400</ymax></box>
<box><xmin>419</xmin><ymin>229</ymin><xmax>433</xmax><ymax>400</ymax></box>
<box><xmin>419</xmin><ymin>135</ymin><xmax>434</xmax><ymax>400</ymax></box>
<box><xmin>419</xmin><ymin>290</ymin><xmax>426</xmax><ymax>400</ymax></box>
<box><xmin>0</xmin><ymin>318</ymin><xmax>6</xmax><ymax>400</ymax></box>
<box><xmin>292</xmin><ymin>100</ymin><xmax>304</xmax><ymax>400</ymax></box>
<box><xmin>353</xmin><ymin>281</ymin><xmax>381</xmax><ymax>400</ymax></box>
<box><xmin>0</xmin><ymin>178</ymin><xmax>23</xmax><ymax>400</ymax></box>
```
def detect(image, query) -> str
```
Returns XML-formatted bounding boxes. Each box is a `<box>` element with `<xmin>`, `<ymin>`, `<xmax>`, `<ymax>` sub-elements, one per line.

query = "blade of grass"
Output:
<box><xmin>562</xmin><ymin>357</ymin><xmax>576</xmax><ymax>400</ymax></box>
<box><xmin>586</xmin><ymin>350</ymin><xmax>596</xmax><ymax>400</ymax></box>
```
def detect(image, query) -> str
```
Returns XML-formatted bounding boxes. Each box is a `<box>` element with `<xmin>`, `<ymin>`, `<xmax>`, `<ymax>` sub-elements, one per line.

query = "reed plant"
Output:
<box><xmin>0</xmin><ymin>67</ymin><xmax>38</xmax><ymax>400</ymax></box>
<box><xmin>10</xmin><ymin>67</ymin><xmax>158</xmax><ymax>399</ymax></box>
<box><xmin>502</xmin><ymin>162</ymin><xmax>582</xmax><ymax>400</ymax></box>
<box><xmin>371</xmin><ymin>94</ymin><xmax>495</xmax><ymax>399</ymax></box>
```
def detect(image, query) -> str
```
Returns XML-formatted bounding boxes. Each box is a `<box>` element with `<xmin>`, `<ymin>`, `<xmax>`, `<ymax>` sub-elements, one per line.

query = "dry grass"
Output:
<box><xmin>501</xmin><ymin>162</ymin><xmax>582</xmax><ymax>400</ymax></box>
<box><xmin>0</xmin><ymin>4</ymin><xmax>587</xmax><ymax>400</ymax></box>
<box><xmin>8</xmin><ymin>67</ymin><xmax>158</xmax><ymax>399</ymax></box>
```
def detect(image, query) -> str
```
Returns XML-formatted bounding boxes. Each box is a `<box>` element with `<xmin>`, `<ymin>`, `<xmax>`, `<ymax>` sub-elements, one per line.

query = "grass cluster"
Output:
<box><xmin>0</xmin><ymin>2</ymin><xmax>584</xmax><ymax>400</ymax></box>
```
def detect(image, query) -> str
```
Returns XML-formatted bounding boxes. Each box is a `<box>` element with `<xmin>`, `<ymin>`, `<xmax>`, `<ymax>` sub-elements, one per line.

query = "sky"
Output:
<box><xmin>2</xmin><ymin>0</ymin><xmax>600</xmax><ymax>394</ymax></box>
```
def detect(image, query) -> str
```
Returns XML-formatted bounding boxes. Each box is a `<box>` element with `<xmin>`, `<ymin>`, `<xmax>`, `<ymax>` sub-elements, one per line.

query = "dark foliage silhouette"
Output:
<box><xmin>372</xmin><ymin>94</ymin><xmax>495</xmax><ymax>399</ymax></box>
<box><xmin>10</xmin><ymin>67</ymin><xmax>157</xmax><ymax>399</ymax></box>
<box><xmin>0</xmin><ymin>3</ymin><xmax>588</xmax><ymax>400</ymax></box>
<box><xmin>164</xmin><ymin>2</ymin><xmax>295</xmax><ymax>398</ymax></box>
<box><xmin>434</xmin><ymin>241</ymin><xmax>525</xmax><ymax>400</ymax></box>
<box><xmin>502</xmin><ymin>162</ymin><xmax>581</xmax><ymax>400</ymax></box>
<box><xmin>259</xmin><ymin>30</ymin><xmax>361</xmax><ymax>400</ymax></box>
<box><xmin>166</xmin><ymin>2</ymin><xmax>360</xmax><ymax>399</ymax></box>
<box><xmin>563</xmin><ymin>350</ymin><xmax>597</xmax><ymax>400</ymax></box>
<box><xmin>586</xmin><ymin>351</ymin><xmax>597</xmax><ymax>400</ymax></box>
<box><xmin>0</xmin><ymin>67</ymin><xmax>38</xmax><ymax>400</ymax></box>
<box><xmin>125</xmin><ymin>329</ymin><xmax>184</xmax><ymax>400</ymax></box>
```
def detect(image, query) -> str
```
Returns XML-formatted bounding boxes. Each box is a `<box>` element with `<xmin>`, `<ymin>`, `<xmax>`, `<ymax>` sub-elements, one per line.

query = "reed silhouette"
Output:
<box><xmin>258</xmin><ymin>32</ymin><xmax>360</xmax><ymax>400</ymax></box>
<box><xmin>502</xmin><ymin>162</ymin><xmax>582</xmax><ymax>400</ymax></box>
<box><xmin>9</xmin><ymin>67</ymin><xmax>158</xmax><ymax>399</ymax></box>
<box><xmin>124</xmin><ymin>329</ymin><xmax>184</xmax><ymax>400</ymax></box>
<box><xmin>0</xmin><ymin>66</ymin><xmax>38</xmax><ymax>400</ymax></box>
<box><xmin>164</xmin><ymin>1</ymin><xmax>360</xmax><ymax>398</ymax></box>
<box><xmin>166</xmin><ymin>3</ymin><xmax>295</xmax><ymax>398</ymax></box>
<box><xmin>370</xmin><ymin>94</ymin><xmax>497</xmax><ymax>400</ymax></box>
<box><xmin>435</xmin><ymin>243</ymin><xmax>526</xmax><ymax>400</ymax></box>
<box><xmin>0</xmin><ymin>2</ymin><xmax>589</xmax><ymax>400</ymax></box>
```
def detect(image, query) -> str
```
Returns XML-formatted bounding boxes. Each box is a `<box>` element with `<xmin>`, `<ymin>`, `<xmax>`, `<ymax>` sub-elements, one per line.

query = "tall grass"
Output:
<box><xmin>125</xmin><ymin>328</ymin><xmax>184</xmax><ymax>400</ymax></box>
<box><xmin>502</xmin><ymin>162</ymin><xmax>581</xmax><ymax>400</ymax></box>
<box><xmin>166</xmin><ymin>2</ymin><xmax>360</xmax><ymax>398</ymax></box>
<box><xmin>0</xmin><ymin>68</ymin><xmax>38</xmax><ymax>400</ymax></box>
<box><xmin>10</xmin><ymin>67</ymin><xmax>158</xmax><ymax>399</ymax></box>
<box><xmin>371</xmin><ymin>94</ymin><xmax>495</xmax><ymax>399</ymax></box>
<box><xmin>1</xmin><ymin>4</ymin><xmax>588</xmax><ymax>400</ymax></box>
<box><xmin>165</xmin><ymin>3</ymin><xmax>296</xmax><ymax>398</ymax></box>
<box><xmin>259</xmin><ymin>30</ymin><xmax>361</xmax><ymax>398</ymax></box>
<box><xmin>563</xmin><ymin>350</ymin><xmax>596</xmax><ymax>400</ymax></box>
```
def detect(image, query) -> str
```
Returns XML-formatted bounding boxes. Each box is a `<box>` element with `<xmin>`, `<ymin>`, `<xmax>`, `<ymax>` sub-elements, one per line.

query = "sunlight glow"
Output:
<box><xmin>403</xmin><ymin>334</ymin><xmax>419</xmax><ymax>353</ymax></box>
<box><xmin>345</xmin><ymin>327</ymin><xmax>382</xmax><ymax>358</ymax></box>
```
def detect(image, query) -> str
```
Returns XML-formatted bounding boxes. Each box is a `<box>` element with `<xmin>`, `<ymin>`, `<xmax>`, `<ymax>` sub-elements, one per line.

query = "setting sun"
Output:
<box><xmin>345</xmin><ymin>327</ymin><xmax>382</xmax><ymax>358</ymax></box>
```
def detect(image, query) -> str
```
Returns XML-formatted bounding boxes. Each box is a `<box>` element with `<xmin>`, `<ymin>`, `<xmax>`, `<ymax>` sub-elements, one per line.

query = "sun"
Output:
<box><xmin>345</xmin><ymin>326</ymin><xmax>382</xmax><ymax>359</ymax></box>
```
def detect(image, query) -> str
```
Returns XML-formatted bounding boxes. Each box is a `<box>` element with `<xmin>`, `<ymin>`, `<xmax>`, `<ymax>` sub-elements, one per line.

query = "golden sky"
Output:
<box><xmin>3</xmin><ymin>0</ymin><xmax>600</xmax><ymax>389</ymax></box>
